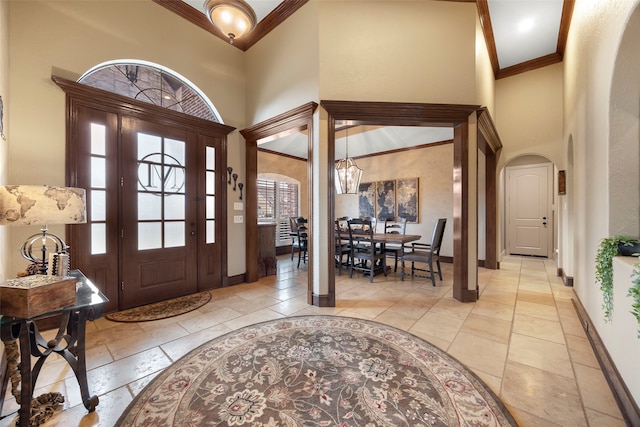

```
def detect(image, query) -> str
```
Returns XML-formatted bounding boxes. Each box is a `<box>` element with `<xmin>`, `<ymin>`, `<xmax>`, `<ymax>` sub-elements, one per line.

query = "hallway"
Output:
<box><xmin>0</xmin><ymin>255</ymin><xmax>625</xmax><ymax>426</ymax></box>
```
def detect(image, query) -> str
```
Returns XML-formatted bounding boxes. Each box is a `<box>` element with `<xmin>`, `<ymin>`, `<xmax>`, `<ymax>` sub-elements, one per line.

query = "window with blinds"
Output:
<box><xmin>258</xmin><ymin>178</ymin><xmax>300</xmax><ymax>246</ymax></box>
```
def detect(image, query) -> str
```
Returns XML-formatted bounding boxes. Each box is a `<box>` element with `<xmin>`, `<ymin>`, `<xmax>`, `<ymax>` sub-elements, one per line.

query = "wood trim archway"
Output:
<box><xmin>320</xmin><ymin>100</ymin><xmax>500</xmax><ymax>303</ymax></box>
<box><xmin>478</xmin><ymin>107</ymin><xmax>503</xmax><ymax>270</ymax></box>
<box><xmin>240</xmin><ymin>102</ymin><xmax>318</xmax><ymax>303</ymax></box>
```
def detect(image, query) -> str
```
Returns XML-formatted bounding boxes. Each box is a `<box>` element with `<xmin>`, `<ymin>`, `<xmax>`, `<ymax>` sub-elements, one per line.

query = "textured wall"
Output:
<box><xmin>334</xmin><ymin>143</ymin><xmax>455</xmax><ymax>257</ymax></box>
<box><xmin>563</xmin><ymin>0</ymin><xmax>640</xmax><ymax>406</ymax></box>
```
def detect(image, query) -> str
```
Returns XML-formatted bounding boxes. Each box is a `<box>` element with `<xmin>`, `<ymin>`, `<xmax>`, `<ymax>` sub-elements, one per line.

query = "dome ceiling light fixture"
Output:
<box><xmin>205</xmin><ymin>0</ymin><xmax>257</xmax><ymax>45</ymax></box>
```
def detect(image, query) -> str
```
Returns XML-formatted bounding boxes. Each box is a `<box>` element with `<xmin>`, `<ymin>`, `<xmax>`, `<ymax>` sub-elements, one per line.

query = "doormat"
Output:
<box><xmin>105</xmin><ymin>291</ymin><xmax>212</xmax><ymax>322</ymax></box>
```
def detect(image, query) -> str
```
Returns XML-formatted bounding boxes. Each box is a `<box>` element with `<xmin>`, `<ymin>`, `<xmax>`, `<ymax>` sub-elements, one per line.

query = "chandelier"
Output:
<box><xmin>335</xmin><ymin>128</ymin><xmax>363</xmax><ymax>194</ymax></box>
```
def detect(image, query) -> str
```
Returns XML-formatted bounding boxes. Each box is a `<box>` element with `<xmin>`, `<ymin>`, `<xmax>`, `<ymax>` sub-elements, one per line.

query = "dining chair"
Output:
<box><xmin>383</xmin><ymin>216</ymin><xmax>407</xmax><ymax>272</ymax></box>
<box><xmin>289</xmin><ymin>216</ymin><xmax>302</xmax><ymax>261</ymax></box>
<box><xmin>361</xmin><ymin>216</ymin><xmax>377</xmax><ymax>232</ymax></box>
<box><xmin>294</xmin><ymin>217</ymin><xmax>308</xmax><ymax>268</ymax></box>
<box><xmin>347</xmin><ymin>218</ymin><xmax>387</xmax><ymax>282</ymax></box>
<box><xmin>400</xmin><ymin>218</ymin><xmax>447</xmax><ymax>286</ymax></box>
<box><xmin>334</xmin><ymin>220</ymin><xmax>351</xmax><ymax>275</ymax></box>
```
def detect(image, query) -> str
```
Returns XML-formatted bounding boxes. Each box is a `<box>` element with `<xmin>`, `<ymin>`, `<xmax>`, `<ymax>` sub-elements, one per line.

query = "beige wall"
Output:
<box><xmin>318</xmin><ymin>1</ymin><xmax>477</xmax><ymax>104</ymax></box>
<box><xmin>245</xmin><ymin>1</ymin><xmax>320</xmax><ymax>125</ymax></box>
<box><xmin>495</xmin><ymin>63</ymin><xmax>564</xmax><ymax>170</ymax></box>
<box><xmin>257</xmin><ymin>151</ymin><xmax>308</xmax><ymax>219</ymax></box>
<box><xmin>563</xmin><ymin>0</ymin><xmax>640</xmax><ymax>405</ymax></box>
<box><xmin>334</xmin><ymin>144</ymin><xmax>454</xmax><ymax>258</ymax></box>
<box><xmin>0</xmin><ymin>0</ymin><xmax>9</xmax><ymax>281</ymax></box>
<box><xmin>475</xmin><ymin>11</ymin><xmax>495</xmax><ymax>115</ymax></box>
<box><xmin>8</xmin><ymin>0</ymin><xmax>248</xmax><ymax>275</ymax></box>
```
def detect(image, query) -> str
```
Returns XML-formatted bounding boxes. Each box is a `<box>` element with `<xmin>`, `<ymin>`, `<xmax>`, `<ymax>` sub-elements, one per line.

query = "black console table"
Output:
<box><xmin>0</xmin><ymin>270</ymin><xmax>108</xmax><ymax>426</ymax></box>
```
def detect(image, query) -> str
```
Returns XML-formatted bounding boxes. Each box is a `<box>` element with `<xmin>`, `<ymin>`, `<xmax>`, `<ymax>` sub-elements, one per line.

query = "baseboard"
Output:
<box><xmin>557</xmin><ymin>267</ymin><xmax>574</xmax><ymax>287</ymax></box>
<box><xmin>313</xmin><ymin>292</ymin><xmax>335</xmax><ymax>307</ymax></box>
<box><xmin>226</xmin><ymin>274</ymin><xmax>245</xmax><ymax>286</ymax></box>
<box><xmin>276</xmin><ymin>245</ymin><xmax>291</xmax><ymax>256</ymax></box>
<box><xmin>572</xmin><ymin>296</ymin><xmax>640</xmax><ymax>426</ymax></box>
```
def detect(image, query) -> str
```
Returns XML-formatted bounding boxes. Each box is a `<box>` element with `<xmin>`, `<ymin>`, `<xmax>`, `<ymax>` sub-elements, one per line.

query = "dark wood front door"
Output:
<box><xmin>120</xmin><ymin>118</ymin><xmax>198</xmax><ymax>308</ymax></box>
<box><xmin>60</xmin><ymin>80</ymin><xmax>234</xmax><ymax>312</ymax></box>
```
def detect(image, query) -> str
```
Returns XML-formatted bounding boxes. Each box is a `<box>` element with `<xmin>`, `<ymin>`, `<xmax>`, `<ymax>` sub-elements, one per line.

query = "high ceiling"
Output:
<box><xmin>152</xmin><ymin>0</ymin><xmax>573</xmax><ymax>160</ymax></box>
<box><xmin>154</xmin><ymin>0</ymin><xmax>573</xmax><ymax>78</ymax></box>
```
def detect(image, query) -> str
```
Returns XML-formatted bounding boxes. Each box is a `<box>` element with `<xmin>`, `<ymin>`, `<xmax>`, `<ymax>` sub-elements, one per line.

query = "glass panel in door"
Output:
<box><xmin>121</xmin><ymin>118</ymin><xmax>197</xmax><ymax>309</ymax></box>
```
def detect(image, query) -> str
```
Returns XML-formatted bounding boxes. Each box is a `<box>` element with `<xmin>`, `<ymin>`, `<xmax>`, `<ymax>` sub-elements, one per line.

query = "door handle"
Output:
<box><xmin>191</xmin><ymin>231</ymin><xmax>196</xmax><ymax>236</ymax></box>
<box><xmin>542</xmin><ymin>216</ymin><xmax>547</xmax><ymax>226</ymax></box>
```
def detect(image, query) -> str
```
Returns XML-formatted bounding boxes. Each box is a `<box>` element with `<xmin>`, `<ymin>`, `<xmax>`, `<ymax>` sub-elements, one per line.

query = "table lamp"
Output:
<box><xmin>0</xmin><ymin>185</ymin><xmax>87</xmax><ymax>274</ymax></box>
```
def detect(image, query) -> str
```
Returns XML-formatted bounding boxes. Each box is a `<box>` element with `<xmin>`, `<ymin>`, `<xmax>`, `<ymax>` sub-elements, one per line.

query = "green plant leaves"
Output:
<box><xmin>596</xmin><ymin>235</ymin><xmax>640</xmax><ymax>337</ymax></box>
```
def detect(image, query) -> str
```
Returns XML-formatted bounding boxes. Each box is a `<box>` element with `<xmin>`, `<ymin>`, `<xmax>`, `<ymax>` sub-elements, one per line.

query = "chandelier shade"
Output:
<box><xmin>205</xmin><ymin>0</ymin><xmax>257</xmax><ymax>44</ymax></box>
<box><xmin>335</xmin><ymin>129</ymin><xmax>363</xmax><ymax>194</ymax></box>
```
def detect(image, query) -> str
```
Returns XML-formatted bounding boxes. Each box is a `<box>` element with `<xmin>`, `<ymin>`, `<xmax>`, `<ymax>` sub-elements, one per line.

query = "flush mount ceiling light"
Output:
<box><xmin>205</xmin><ymin>0</ymin><xmax>257</xmax><ymax>45</ymax></box>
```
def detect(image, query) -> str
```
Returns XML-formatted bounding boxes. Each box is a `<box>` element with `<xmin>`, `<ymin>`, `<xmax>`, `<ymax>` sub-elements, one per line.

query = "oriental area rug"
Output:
<box><xmin>115</xmin><ymin>315</ymin><xmax>518</xmax><ymax>427</ymax></box>
<box><xmin>105</xmin><ymin>291</ymin><xmax>211</xmax><ymax>322</ymax></box>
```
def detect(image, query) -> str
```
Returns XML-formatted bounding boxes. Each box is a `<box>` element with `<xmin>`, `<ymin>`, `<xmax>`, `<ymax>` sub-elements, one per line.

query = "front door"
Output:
<box><xmin>506</xmin><ymin>163</ymin><xmax>553</xmax><ymax>257</ymax></box>
<box><xmin>67</xmin><ymin>99</ymin><xmax>230</xmax><ymax>313</ymax></box>
<box><xmin>120</xmin><ymin>118</ymin><xmax>198</xmax><ymax>308</ymax></box>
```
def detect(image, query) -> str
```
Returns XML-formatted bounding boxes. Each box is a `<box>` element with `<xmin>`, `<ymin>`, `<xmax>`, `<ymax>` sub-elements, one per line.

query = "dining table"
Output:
<box><xmin>373</xmin><ymin>233</ymin><xmax>422</xmax><ymax>246</ymax></box>
<box><xmin>343</xmin><ymin>233</ymin><xmax>423</xmax><ymax>278</ymax></box>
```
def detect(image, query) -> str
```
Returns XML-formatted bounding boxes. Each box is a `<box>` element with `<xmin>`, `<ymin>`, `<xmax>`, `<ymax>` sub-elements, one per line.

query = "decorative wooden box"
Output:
<box><xmin>0</xmin><ymin>275</ymin><xmax>77</xmax><ymax>318</ymax></box>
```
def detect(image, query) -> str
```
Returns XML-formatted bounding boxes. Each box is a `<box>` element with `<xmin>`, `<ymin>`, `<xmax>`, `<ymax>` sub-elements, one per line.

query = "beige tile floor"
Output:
<box><xmin>0</xmin><ymin>255</ymin><xmax>626</xmax><ymax>426</ymax></box>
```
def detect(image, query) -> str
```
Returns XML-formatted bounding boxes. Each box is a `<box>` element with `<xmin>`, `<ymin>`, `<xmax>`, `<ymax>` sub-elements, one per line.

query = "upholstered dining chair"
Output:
<box><xmin>383</xmin><ymin>216</ymin><xmax>407</xmax><ymax>272</ymax></box>
<box><xmin>347</xmin><ymin>218</ymin><xmax>387</xmax><ymax>282</ymax></box>
<box><xmin>400</xmin><ymin>218</ymin><xmax>447</xmax><ymax>286</ymax></box>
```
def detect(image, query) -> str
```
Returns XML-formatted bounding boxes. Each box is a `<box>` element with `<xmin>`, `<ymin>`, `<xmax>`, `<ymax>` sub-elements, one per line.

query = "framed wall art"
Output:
<box><xmin>358</xmin><ymin>178</ymin><xmax>419</xmax><ymax>223</ymax></box>
<box><xmin>558</xmin><ymin>170</ymin><xmax>566</xmax><ymax>195</ymax></box>
<box><xmin>358</xmin><ymin>182</ymin><xmax>376</xmax><ymax>218</ymax></box>
<box><xmin>396</xmin><ymin>178</ymin><xmax>419</xmax><ymax>222</ymax></box>
<box><xmin>376</xmin><ymin>180</ymin><xmax>395</xmax><ymax>220</ymax></box>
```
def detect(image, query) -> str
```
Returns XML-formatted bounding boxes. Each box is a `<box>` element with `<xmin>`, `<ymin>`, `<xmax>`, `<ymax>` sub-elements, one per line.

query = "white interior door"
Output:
<box><xmin>506</xmin><ymin>164</ymin><xmax>553</xmax><ymax>257</ymax></box>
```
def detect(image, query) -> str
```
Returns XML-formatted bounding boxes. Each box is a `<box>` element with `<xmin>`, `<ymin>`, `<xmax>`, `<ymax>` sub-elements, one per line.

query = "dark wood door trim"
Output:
<box><xmin>240</xmin><ymin>102</ymin><xmax>318</xmax><ymax>303</ymax></box>
<box><xmin>320</xmin><ymin>100</ymin><xmax>481</xmax><ymax>304</ymax></box>
<box><xmin>477</xmin><ymin>107</ymin><xmax>502</xmax><ymax>270</ymax></box>
<box><xmin>55</xmin><ymin>75</ymin><xmax>234</xmax><ymax>311</ymax></box>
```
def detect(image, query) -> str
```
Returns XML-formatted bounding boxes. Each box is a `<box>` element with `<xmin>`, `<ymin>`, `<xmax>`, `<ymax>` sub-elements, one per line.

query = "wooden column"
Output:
<box><xmin>453</xmin><ymin>120</ymin><xmax>479</xmax><ymax>302</ymax></box>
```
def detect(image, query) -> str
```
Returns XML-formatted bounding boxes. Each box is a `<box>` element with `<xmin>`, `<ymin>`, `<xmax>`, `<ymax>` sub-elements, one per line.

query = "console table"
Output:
<box><xmin>0</xmin><ymin>270</ymin><xmax>108</xmax><ymax>426</ymax></box>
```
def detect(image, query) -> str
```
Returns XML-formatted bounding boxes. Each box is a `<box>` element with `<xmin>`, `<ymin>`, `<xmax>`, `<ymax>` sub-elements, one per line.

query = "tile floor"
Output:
<box><xmin>0</xmin><ymin>255</ymin><xmax>626</xmax><ymax>426</ymax></box>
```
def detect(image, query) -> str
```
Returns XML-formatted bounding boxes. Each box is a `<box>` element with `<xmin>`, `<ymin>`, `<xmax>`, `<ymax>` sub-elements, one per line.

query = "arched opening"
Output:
<box><xmin>609</xmin><ymin>10</ymin><xmax>640</xmax><ymax>238</ymax></box>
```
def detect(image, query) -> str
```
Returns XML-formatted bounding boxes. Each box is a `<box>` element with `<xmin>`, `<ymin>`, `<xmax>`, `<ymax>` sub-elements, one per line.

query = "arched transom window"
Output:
<box><xmin>77</xmin><ymin>59</ymin><xmax>222</xmax><ymax>123</ymax></box>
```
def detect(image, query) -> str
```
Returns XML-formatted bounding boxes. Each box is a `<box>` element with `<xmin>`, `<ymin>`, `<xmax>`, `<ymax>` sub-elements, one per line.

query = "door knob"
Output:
<box><xmin>542</xmin><ymin>216</ymin><xmax>547</xmax><ymax>226</ymax></box>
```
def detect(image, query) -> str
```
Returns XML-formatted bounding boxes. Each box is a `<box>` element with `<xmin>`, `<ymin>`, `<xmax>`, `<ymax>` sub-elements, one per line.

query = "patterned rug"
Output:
<box><xmin>105</xmin><ymin>292</ymin><xmax>211</xmax><ymax>322</ymax></box>
<box><xmin>115</xmin><ymin>315</ymin><xmax>517</xmax><ymax>426</ymax></box>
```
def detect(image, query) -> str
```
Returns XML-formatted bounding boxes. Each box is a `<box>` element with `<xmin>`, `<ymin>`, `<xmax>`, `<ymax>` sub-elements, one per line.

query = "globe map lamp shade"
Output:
<box><xmin>205</xmin><ymin>0</ymin><xmax>257</xmax><ymax>44</ymax></box>
<box><xmin>0</xmin><ymin>185</ymin><xmax>87</xmax><ymax>274</ymax></box>
<box><xmin>335</xmin><ymin>129</ymin><xmax>363</xmax><ymax>194</ymax></box>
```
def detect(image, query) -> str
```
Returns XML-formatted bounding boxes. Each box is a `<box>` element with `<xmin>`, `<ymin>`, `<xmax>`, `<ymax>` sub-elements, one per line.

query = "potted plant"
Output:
<box><xmin>595</xmin><ymin>235</ymin><xmax>640</xmax><ymax>322</ymax></box>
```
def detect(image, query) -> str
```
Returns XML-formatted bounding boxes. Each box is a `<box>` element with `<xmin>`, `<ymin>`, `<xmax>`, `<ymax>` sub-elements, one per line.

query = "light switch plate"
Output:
<box><xmin>234</xmin><ymin>202</ymin><xmax>243</xmax><ymax>211</ymax></box>
<box><xmin>234</xmin><ymin>215</ymin><xmax>244</xmax><ymax>223</ymax></box>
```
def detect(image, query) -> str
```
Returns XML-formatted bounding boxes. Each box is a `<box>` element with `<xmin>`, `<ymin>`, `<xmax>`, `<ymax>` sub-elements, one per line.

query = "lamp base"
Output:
<box><xmin>20</xmin><ymin>228</ymin><xmax>68</xmax><ymax>275</ymax></box>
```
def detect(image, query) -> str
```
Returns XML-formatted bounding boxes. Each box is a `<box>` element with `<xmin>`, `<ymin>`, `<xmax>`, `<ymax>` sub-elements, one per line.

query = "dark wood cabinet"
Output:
<box><xmin>258</xmin><ymin>223</ymin><xmax>277</xmax><ymax>277</ymax></box>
